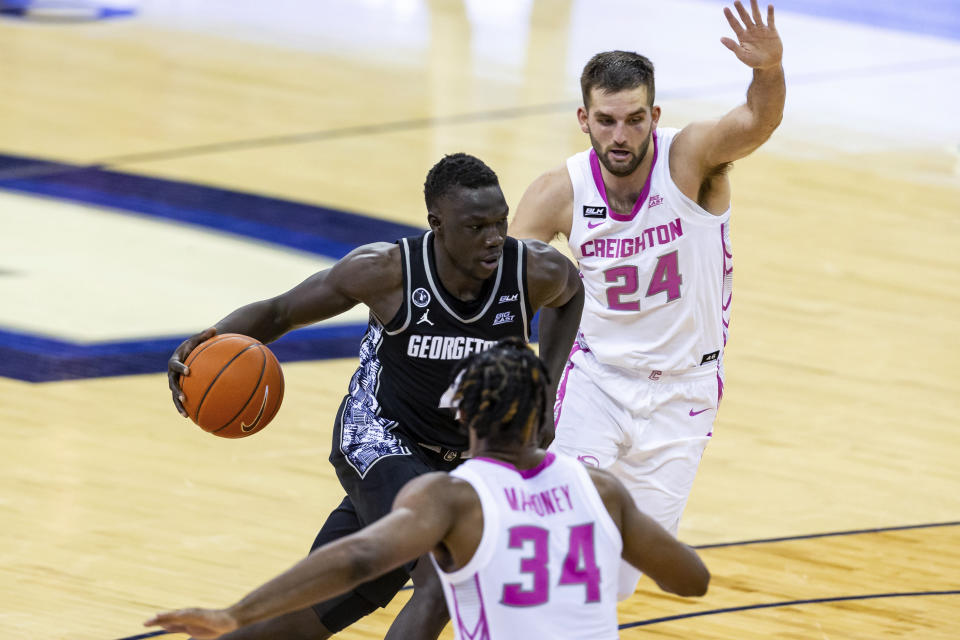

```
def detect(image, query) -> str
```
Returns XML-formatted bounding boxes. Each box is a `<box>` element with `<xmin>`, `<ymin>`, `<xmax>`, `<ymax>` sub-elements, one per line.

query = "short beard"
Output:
<box><xmin>589</xmin><ymin>129</ymin><xmax>652</xmax><ymax>178</ymax></box>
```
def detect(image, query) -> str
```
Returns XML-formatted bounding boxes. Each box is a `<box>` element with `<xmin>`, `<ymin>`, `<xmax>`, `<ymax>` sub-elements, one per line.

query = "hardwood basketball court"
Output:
<box><xmin>1</xmin><ymin>1</ymin><xmax>958</xmax><ymax>638</ymax></box>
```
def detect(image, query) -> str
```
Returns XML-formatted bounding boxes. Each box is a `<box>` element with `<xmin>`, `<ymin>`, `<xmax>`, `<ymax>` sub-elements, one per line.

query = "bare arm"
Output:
<box><xmin>673</xmin><ymin>1</ymin><xmax>785</xmax><ymax>181</ymax></box>
<box><xmin>589</xmin><ymin>467</ymin><xmax>709</xmax><ymax>597</ymax></box>
<box><xmin>510</xmin><ymin>164</ymin><xmax>574</xmax><ymax>243</ymax></box>
<box><xmin>167</xmin><ymin>242</ymin><xmax>401</xmax><ymax>415</ymax></box>
<box><xmin>144</xmin><ymin>473</ymin><xmax>460</xmax><ymax>639</ymax></box>
<box><xmin>525</xmin><ymin>241</ymin><xmax>584</xmax><ymax>444</ymax></box>
<box><xmin>214</xmin><ymin>242</ymin><xmax>401</xmax><ymax>342</ymax></box>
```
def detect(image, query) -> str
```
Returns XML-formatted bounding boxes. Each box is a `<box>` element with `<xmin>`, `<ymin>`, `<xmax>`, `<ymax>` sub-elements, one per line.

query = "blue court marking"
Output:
<box><xmin>0</xmin><ymin>1</ymin><xmax>136</xmax><ymax>21</ymax></box>
<box><xmin>0</xmin><ymin>153</ymin><xmax>421</xmax><ymax>260</ymax></box>
<box><xmin>0</xmin><ymin>324</ymin><xmax>369</xmax><ymax>383</ymax></box>
<box><xmin>0</xmin><ymin>152</ymin><xmax>426</xmax><ymax>382</ymax></box>
<box><xmin>619</xmin><ymin>590</ymin><xmax>960</xmax><ymax>630</ymax></box>
<box><xmin>3</xmin><ymin>0</ymin><xmax>949</xmax><ymax>383</ymax></box>
<box><xmin>0</xmin><ymin>149</ymin><xmax>547</xmax><ymax>382</ymax></box>
<box><xmin>778</xmin><ymin>0</ymin><xmax>960</xmax><ymax>41</ymax></box>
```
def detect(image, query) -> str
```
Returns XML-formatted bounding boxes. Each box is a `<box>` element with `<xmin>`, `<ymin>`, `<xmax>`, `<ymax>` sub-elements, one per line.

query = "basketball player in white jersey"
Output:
<box><xmin>509</xmin><ymin>0</ymin><xmax>785</xmax><ymax>600</ymax></box>
<box><xmin>146</xmin><ymin>339</ymin><xmax>708</xmax><ymax>640</ymax></box>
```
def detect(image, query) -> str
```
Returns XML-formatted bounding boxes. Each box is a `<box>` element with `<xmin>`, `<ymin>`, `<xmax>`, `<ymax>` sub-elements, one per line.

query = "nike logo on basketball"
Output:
<box><xmin>689</xmin><ymin>408</ymin><xmax>710</xmax><ymax>417</ymax></box>
<box><xmin>241</xmin><ymin>387</ymin><xmax>269</xmax><ymax>432</ymax></box>
<box><xmin>587</xmin><ymin>220</ymin><xmax>604</xmax><ymax>229</ymax></box>
<box><xmin>417</xmin><ymin>309</ymin><xmax>434</xmax><ymax>326</ymax></box>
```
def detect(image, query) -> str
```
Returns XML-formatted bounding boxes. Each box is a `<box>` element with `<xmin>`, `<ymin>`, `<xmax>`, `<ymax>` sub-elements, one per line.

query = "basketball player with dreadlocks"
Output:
<box><xmin>149</xmin><ymin>339</ymin><xmax>709</xmax><ymax>640</ymax></box>
<box><xmin>166</xmin><ymin>153</ymin><xmax>584</xmax><ymax>639</ymax></box>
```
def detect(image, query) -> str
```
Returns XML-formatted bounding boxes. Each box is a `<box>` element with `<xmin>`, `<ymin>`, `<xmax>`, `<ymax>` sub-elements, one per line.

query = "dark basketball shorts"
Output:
<box><xmin>309</xmin><ymin>394</ymin><xmax>461</xmax><ymax>632</ymax></box>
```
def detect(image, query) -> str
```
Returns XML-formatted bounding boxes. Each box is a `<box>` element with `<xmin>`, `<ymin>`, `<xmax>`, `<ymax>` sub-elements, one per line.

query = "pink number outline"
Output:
<box><xmin>502</xmin><ymin>526</ymin><xmax>550</xmax><ymax>606</ymax></box>
<box><xmin>645</xmin><ymin>250</ymin><xmax>682</xmax><ymax>301</ymax></box>
<box><xmin>603</xmin><ymin>266</ymin><xmax>640</xmax><ymax>311</ymax></box>
<box><xmin>502</xmin><ymin>523</ymin><xmax>602</xmax><ymax>606</ymax></box>
<box><xmin>602</xmin><ymin>251</ymin><xmax>683</xmax><ymax>310</ymax></box>
<box><xmin>558</xmin><ymin>523</ymin><xmax>601</xmax><ymax>602</ymax></box>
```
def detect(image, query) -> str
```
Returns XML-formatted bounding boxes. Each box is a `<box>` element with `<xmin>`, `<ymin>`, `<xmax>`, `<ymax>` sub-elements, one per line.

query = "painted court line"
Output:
<box><xmin>696</xmin><ymin>519</ymin><xmax>960</xmax><ymax>549</ymax></box>
<box><xmin>620</xmin><ymin>590</ymin><xmax>960</xmax><ymax>630</ymax></box>
<box><xmin>112</xmin><ymin>520</ymin><xmax>959</xmax><ymax>637</ymax></box>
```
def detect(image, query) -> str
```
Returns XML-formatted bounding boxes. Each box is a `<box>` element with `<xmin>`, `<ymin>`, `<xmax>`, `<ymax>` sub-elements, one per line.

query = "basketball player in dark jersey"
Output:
<box><xmin>167</xmin><ymin>153</ymin><xmax>584</xmax><ymax>640</ymax></box>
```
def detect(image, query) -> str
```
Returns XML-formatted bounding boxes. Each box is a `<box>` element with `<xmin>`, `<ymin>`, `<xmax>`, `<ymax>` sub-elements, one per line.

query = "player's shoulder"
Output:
<box><xmin>583</xmin><ymin>465</ymin><xmax>628</xmax><ymax>513</ymax></box>
<box><xmin>583</xmin><ymin>464</ymin><xmax>620</xmax><ymax>493</ymax></box>
<box><xmin>518</xmin><ymin>237</ymin><xmax>561</xmax><ymax>260</ymax></box>
<box><xmin>521</xmin><ymin>162</ymin><xmax>574</xmax><ymax>207</ymax></box>
<box><xmin>339</xmin><ymin>241</ymin><xmax>402</xmax><ymax>274</ymax></box>
<box><xmin>517</xmin><ymin>238</ymin><xmax>579</xmax><ymax>309</ymax></box>
<box><xmin>671</xmin><ymin>121</ymin><xmax>721</xmax><ymax>163</ymax></box>
<box><xmin>513</xmin><ymin>163</ymin><xmax>575</xmax><ymax>243</ymax></box>
<box><xmin>399</xmin><ymin>470</ymin><xmax>479</xmax><ymax>508</ymax></box>
<box><xmin>518</xmin><ymin>238</ymin><xmax>572</xmax><ymax>281</ymax></box>
<box><xmin>333</xmin><ymin>241</ymin><xmax>403</xmax><ymax>291</ymax></box>
<box><xmin>343</xmin><ymin>241</ymin><xmax>400</xmax><ymax>264</ymax></box>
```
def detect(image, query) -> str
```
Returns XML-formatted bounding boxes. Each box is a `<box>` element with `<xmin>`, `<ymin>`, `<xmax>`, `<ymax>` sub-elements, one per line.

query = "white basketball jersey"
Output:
<box><xmin>567</xmin><ymin>128</ymin><xmax>733</xmax><ymax>373</ymax></box>
<box><xmin>432</xmin><ymin>453</ymin><xmax>623</xmax><ymax>640</ymax></box>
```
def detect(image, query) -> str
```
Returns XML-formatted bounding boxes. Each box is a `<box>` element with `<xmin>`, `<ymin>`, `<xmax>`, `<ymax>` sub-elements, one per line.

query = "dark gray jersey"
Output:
<box><xmin>345</xmin><ymin>231</ymin><xmax>533</xmax><ymax>449</ymax></box>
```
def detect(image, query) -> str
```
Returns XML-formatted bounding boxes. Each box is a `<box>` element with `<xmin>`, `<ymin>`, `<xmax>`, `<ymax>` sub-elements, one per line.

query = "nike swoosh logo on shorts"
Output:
<box><xmin>241</xmin><ymin>386</ymin><xmax>269</xmax><ymax>432</ymax></box>
<box><xmin>587</xmin><ymin>220</ymin><xmax>604</xmax><ymax>229</ymax></box>
<box><xmin>689</xmin><ymin>408</ymin><xmax>710</xmax><ymax>417</ymax></box>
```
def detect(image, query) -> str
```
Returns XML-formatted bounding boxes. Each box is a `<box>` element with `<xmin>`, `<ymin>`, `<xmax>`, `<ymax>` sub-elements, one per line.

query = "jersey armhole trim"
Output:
<box><xmin>659</xmin><ymin>129</ymin><xmax>731</xmax><ymax>225</ymax></box>
<box><xmin>384</xmin><ymin>237</ymin><xmax>413</xmax><ymax>336</ymax></box>
<box><xmin>436</xmin><ymin>465</ymin><xmax>499</xmax><ymax>583</ymax></box>
<box><xmin>517</xmin><ymin>241</ymin><xmax>530</xmax><ymax>342</ymax></box>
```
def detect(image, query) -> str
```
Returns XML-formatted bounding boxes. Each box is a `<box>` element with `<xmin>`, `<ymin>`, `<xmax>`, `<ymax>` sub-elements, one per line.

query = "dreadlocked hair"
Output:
<box><xmin>451</xmin><ymin>337</ymin><xmax>550</xmax><ymax>447</ymax></box>
<box><xmin>423</xmin><ymin>153</ymin><xmax>500</xmax><ymax>211</ymax></box>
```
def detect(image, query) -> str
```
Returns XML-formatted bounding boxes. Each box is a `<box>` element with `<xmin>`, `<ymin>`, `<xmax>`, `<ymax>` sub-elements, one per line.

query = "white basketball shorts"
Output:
<box><xmin>549</xmin><ymin>343</ymin><xmax>721</xmax><ymax>600</ymax></box>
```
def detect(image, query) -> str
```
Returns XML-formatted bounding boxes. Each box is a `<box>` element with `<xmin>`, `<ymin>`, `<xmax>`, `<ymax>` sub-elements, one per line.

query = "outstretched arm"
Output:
<box><xmin>209</xmin><ymin>242</ymin><xmax>399</xmax><ymax>342</ymax></box>
<box><xmin>167</xmin><ymin>242</ymin><xmax>400</xmax><ymax>416</ymax></box>
<box><xmin>144</xmin><ymin>473</ymin><xmax>458</xmax><ymax>639</ymax></box>
<box><xmin>675</xmin><ymin>0</ymin><xmax>785</xmax><ymax>174</ymax></box>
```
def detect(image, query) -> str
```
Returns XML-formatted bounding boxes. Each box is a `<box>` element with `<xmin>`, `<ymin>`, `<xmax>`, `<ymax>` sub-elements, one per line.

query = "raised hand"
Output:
<box><xmin>721</xmin><ymin>0</ymin><xmax>782</xmax><ymax>70</ymax></box>
<box><xmin>144</xmin><ymin>607</ymin><xmax>239</xmax><ymax>639</ymax></box>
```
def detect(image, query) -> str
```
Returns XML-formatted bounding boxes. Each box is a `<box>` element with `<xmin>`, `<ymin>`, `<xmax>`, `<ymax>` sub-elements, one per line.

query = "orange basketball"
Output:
<box><xmin>179</xmin><ymin>333</ymin><xmax>284</xmax><ymax>438</ymax></box>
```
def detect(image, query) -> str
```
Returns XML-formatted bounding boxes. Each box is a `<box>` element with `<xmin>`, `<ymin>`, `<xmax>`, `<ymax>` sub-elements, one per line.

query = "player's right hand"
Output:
<box><xmin>168</xmin><ymin>327</ymin><xmax>217</xmax><ymax>417</ymax></box>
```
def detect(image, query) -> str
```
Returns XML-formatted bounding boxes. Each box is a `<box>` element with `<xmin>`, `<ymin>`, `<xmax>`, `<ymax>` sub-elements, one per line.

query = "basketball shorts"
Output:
<box><xmin>309</xmin><ymin>394</ymin><xmax>461</xmax><ymax>632</ymax></box>
<box><xmin>550</xmin><ymin>345</ymin><xmax>720</xmax><ymax>600</ymax></box>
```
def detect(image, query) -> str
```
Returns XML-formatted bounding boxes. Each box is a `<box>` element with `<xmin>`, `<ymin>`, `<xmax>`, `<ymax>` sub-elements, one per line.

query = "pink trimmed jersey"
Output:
<box><xmin>431</xmin><ymin>453</ymin><xmax>622</xmax><ymax>640</ymax></box>
<box><xmin>567</xmin><ymin>128</ymin><xmax>733</xmax><ymax>373</ymax></box>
